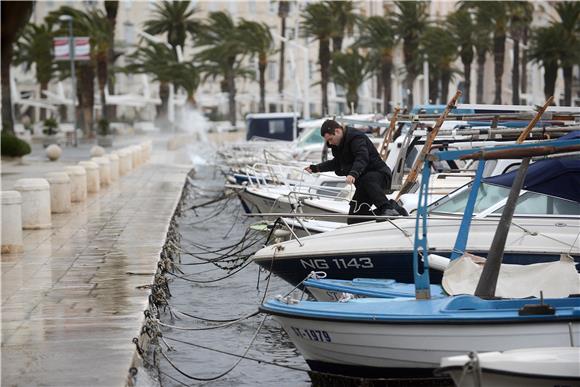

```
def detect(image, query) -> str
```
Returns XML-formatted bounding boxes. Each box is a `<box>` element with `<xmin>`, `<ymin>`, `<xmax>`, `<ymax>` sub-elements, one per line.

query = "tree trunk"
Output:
<box><xmin>332</xmin><ymin>36</ymin><xmax>343</xmax><ymax>53</ymax></box>
<box><xmin>347</xmin><ymin>89</ymin><xmax>358</xmax><ymax>113</ymax></box>
<box><xmin>381</xmin><ymin>54</ymin><xmax>392</xmax><ymax>113</ymax></box>
<box><xmin>493</xmin><ymin>34</ymin><xmax>505</xmax><ymax>105</ymax></box>
<box><xmin>428</xmin><ymin>69</ymin><xmax>439</xmax><ymax>104</ymax></box>
<box><xmin>259</xmin><ymin>58</ymin><xmax>266</xmax><ymax>113</ymax></box>
<box><xmin>227</xmin><ymin>70</ymin><xmax>236</xmax><ymax>126</ymax></box>
<box><xmin>319</xmin><ymin>38</ymin><xmax>330</xmax><ymax>115</ymax></box>
<box><xmin>462</xmin><ymin>60</ymin><xmax>471</xmax><ymax>104</ymax></box>
<box><xmin>97</xmin><ymin>57</ymin><xmax>108</xmax><ymax>119</ymax></box>
<box><xmin>157</xmin><ymin>82</ymin><xmax>169</xmax><ymax>122</ymax></box>
<box><xmin>441</xmin><ymin>70</ymin><xmax>451</xmax><ymax>103</ymax></box>
<box><xmin>543</xmin><ymin>62</ymin><xmax>558</xmax><ymax>102</ymax></box>
<box><xmin>105</xmin><ymin>0</ymin><xmax>118</xmax><ymax>121</ymax></box>
<box><xmin>476</xmin><ymin>50</ymin><xmax>486</xmax><ymax>104</ymax></box>
<box><xmin>277</xmin><ymin>1</ymin><xmax>289</xmax><ymax>111</ymax></box>
<box><xmin>512</xmin><ymin>38</ymin><xmax>520</xmax><ymax>105</ymax></box>
<box><xmin>78</xmin><ymin>64</ymin><xmax>95</xmax><ymax>137</ymax></box>
<box><xmin>520</xmin><ymin>28</ymin><xmax>529</xmax><ymax>101</ymax></box>
<box><xmin>1</xmin><ymin>1</ymin><xmax>33</xmax><ymax>134</ymax></box>
<box><xmin>1</xmin><ymin>42</ymin><xmax>14</xmax><ymax>134</ymax></box>
<box><xmin>376</xmin><ymin>73</ymin><xmax>383</xmax><ymax>113</ymax></box>
<box><xmin>40</xmin><ymin>81</ymin><xmax>48</xmax><ymax>121</ymax></box>
<box><xmin>562</xmin><ymin>66</ymin><xmax>572</xmax><ymax>106</ymax></box>
<box><xmin>278</xmin><ymin>14</ymin><xmax>286</xmax><ymax>106</ymax></box>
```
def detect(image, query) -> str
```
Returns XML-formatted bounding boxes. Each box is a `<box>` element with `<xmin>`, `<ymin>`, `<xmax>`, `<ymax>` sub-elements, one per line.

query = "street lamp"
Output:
<box><xmin>59</xmin><ymin>15</ymin><xmax>77</xmax><ymax>146</ymax></box>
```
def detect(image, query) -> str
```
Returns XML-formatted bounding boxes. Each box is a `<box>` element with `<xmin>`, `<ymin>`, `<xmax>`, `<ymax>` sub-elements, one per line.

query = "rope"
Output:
<box><xmin>155</xmin><ymin>311</ymin><xmax>259</xmax><ymax>331</ymax></box>
<box><xmin>163</xmin><ymin>334</ymin><xmax>309</xmax><ymax>374</ymax></box>
<box><xmin>158</xmin><ymin>314</ymin><xmax>268</xmax><ymax>382</ymax></box>
<box><xmin>166</xmin><ymin>258</ymin><xmax>254</xmax><ymax>283</ymax></box>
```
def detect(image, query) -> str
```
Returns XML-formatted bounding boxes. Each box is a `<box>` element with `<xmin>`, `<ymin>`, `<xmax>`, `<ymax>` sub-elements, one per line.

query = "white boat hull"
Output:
<box><xmin>273</xmin><ymin>315</ymin><xmax>580</xmax><ymax>377</ymax></box>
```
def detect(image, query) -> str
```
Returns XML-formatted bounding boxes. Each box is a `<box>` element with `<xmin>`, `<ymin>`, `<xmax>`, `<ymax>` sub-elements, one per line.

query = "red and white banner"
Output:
<box><xmin>53</xmin><ymin>37</ymin><xmax>91</xmax><ymax>61</ymax></box>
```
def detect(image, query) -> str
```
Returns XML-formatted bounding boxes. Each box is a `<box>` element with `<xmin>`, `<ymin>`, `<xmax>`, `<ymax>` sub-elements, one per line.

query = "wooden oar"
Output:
<box><xmin>379</xmin><ymin>107</ymin><xmax>400</xmax><ymax>161</ymax></box>
<box><xmin>395</xmin><ymin>90</ymin><xmax>462</xmax><ymax>200</ymax></box>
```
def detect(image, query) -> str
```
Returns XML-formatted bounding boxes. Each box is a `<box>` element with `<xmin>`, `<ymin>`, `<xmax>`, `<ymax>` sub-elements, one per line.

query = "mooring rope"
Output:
<box><xmin>162</xmin><ymin>334</ymin><xmax>309</xmax><ymax>374</ymax></box>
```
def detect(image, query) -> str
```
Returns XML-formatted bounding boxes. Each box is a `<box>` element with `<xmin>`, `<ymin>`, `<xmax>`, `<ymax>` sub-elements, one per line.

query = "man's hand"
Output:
<box><xmin>346</xmin><ymin>175</ymin><xmax>355</xmax><ymax>185</ymax></box>
<box><xmin>304</xmin><ymin>166</ymin><xmax>313</xmax><ymax>173</ymax></box>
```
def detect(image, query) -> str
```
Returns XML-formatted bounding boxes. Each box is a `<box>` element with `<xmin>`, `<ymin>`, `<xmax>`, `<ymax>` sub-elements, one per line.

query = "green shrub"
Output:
<box><xmin>1</xmin><ymin>132</ymin><xmax>32</xmax><ymax>157</ymax></box>
<box><xmin>97</xmin><ymin>118</ymin><xmax>110</xmax><ymax>136</ymax></box>
<box><xmin>43</xmin><ymin>117</ymin><xmax>59</xmax><ymax>136</ymax></box>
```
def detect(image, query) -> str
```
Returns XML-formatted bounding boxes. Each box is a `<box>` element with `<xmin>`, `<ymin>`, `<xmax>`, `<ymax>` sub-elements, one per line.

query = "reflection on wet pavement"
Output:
<box><xmin>1</xmin><ymin>148</ymin><xmax>190</xmax><ymax>386</ymax></box>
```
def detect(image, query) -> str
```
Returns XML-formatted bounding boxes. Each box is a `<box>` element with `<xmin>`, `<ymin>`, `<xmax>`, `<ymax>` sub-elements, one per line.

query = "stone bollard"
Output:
<box><xmin>46</xmin><ymin>144</ymin><xmax>62</xmax><ymax>161</ymax></box>
<box><xmin>13</xmin><ymin>178</ymin><xmax>52</xmax><ymax>229</ymax></box>
<box><xmin>90</xmin><ymin>145</ymin><xmax>105</xmax><ymax>157</ymax></box>
<box><xmin>1</xmin><ymin>191</ymin><xmax>23</xmax><ymax>253</ymax></box>
<box><xmin>118</xmin><ymin>149</ymin><xmax>131</xmax><ymax>175</ymax></box>
<box><xmin>79</xmin><ymin>161</ymin><xmax>100</xmax><ymax>193</ymax></box>
<box><xmin>137</xmin><ymin>143</ymin><xmax>147</xmax><ymax>164</ymax></box>
<box><xmin>91</xmin><ymin>156</ymin><xmax>111</xmax><ymax>186</ymax></box>
<box><xmin>130</xmin><ymin>146</ymin><xmax>140</xmax><ymax>168</ymax></box>
<box><xmin>124</xmin><ymin>148</ymin><xmax>134</xmax><ymax>171</ymax></box>
<box><xmin>45</xmin><ymin>172</ymin><xmax>72</xmax><ymax>213</ymax></box>
<box><xmin>108</xmin><ymin>153</ymin><xmax>120</xmax><ymax>181</ymax></box>
<box><xmin>64</xmin><ymin>166</ymin><xmax>87</xmax><ymax>202</ymax></box>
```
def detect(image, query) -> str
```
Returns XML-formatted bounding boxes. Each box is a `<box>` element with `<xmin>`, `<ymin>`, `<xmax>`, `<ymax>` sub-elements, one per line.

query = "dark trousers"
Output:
<box><xmin>347</xmin><ymin>171</ymin><xmax>391</xmax><ymax>225</ymax></box>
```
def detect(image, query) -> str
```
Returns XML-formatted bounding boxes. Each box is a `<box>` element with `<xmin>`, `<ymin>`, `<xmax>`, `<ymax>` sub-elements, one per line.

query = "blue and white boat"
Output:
<box><xmin>260</xmin><ymin>295</ymin><xmax>580</xmax><ymax>378</ymax></box>
<box><xmin>260</xmin><ymin>138</ymin><xmax>580</xmax><ymax>379</ymax></box>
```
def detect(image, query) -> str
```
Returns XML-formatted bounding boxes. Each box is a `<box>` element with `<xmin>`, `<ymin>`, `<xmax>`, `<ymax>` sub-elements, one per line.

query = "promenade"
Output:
<box><xmin>1</xmin><ymin>136</ymin><xmax>192</xmax><ymax>386</ymax></box>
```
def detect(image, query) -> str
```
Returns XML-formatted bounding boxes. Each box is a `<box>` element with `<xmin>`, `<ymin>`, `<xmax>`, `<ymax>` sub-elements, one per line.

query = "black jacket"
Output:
<box><xmin>311</xmin><ymin>127</ymin><xmax>391</xmax><ymax>178</ymax></box>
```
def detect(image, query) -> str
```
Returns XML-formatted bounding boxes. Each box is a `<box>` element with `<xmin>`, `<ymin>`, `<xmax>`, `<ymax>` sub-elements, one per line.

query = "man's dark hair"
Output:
<box><xmin>320</xmin><ymin>119</ymin><xmax>342</xmax><ymax>136</ymax></box>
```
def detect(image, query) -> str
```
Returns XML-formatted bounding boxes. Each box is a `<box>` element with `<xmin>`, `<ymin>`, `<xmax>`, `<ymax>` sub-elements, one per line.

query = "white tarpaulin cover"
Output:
<box><xmin>442</xmin><ymin>253</ymin><xmax>580</xmax><ymax>298</ymax></box>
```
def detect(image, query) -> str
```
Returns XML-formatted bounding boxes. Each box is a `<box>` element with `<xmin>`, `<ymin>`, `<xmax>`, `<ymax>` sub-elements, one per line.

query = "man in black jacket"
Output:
<box><xmin>305</xmin><ymin>119</ymin><xmax>407</xmax><ymax>224</ymax></box>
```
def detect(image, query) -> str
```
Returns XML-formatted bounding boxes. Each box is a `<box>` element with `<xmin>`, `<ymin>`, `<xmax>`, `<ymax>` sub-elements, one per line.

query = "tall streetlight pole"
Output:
<box><xmin>59</xmin><ymin>15</ymin><xmax>77</xmax><ymax>146</ymax></box>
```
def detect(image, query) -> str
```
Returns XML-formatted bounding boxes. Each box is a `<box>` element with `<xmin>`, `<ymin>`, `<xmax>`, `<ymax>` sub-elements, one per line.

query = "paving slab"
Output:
<box><xmin>1</xmin><ymin>136</ymin><xmax>193</xmax><ymax>386</ymax></box>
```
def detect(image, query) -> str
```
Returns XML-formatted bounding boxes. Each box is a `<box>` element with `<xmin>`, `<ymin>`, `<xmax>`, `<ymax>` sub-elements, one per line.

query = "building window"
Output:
<box><xmin>268</xmin><ymin>61</ymin><xmax>277</xmax><ymax>81</ymax></box>
<box><xmin>248</xmin><ymin>0</ymin><xmax>256</xmax><ymax>13</ymax></box>
<box><xmin>124</xmin><ymin>22</ymin><xmax>135</xmax><ymax>45</ymax></box>
<box><xmin>269</xmin><ymin>103</ymin><xmax>277</xmax><ymax>112</ymax></box>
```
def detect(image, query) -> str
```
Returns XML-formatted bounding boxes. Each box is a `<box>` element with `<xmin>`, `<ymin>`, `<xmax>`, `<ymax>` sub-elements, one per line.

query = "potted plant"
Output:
<box><xmin>42</xmin><ymin>117</ymin><xmax>60</xmax><ymax>147</ymax></box>
<box><xmin>97</xmin><ymin>118</ymin><xmax>113</xmax><ymax>147</ymax></box>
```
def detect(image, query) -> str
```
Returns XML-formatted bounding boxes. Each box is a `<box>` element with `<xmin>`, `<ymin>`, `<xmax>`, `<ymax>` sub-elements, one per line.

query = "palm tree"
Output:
<box><xmin>144</xmin><ymin>1</ymin><xmax>200</xmax><ymax>55</ymax></box>
<box><xmin>331</xmin><ymin>50</ymin><xmax>373</xmax><ymax>113</ymax></box>
<box><xmin>238</xmin><ymin>20</ymin><xmax>274</xmax><ymax>113</ymax></box>
<box><xmin>326</xmin><ymin>1</ymin><xmax>358</xmax><ymax>53</ymax></box>
<box><xmin>507</xmin><ymin>1</ymin><xmax>534</xmax><ymax>104</ymax></box>
<box><xmin>391</xmin><ymin>1</ymin><xmax>430</xmax><ymax>109</ymax></box>
<box><xmin>460</xmin><ymin>2</ymin><xmax>493</xmax><ymax>103</ymax></box>
<box><xmin>104</xmin><ymin>1</ymin><xmax>119</xmax><ymax>120</ymax></box>
<box><xmin>48</xmin><ymin>6</ymin><xmax>113</xmax><ymax>132</ymax></box>
<box><xmin>14</xmin><ymin>22</ymin><xmax>59</xmax><ymax>120</ymax></box>
<box><xmin>277</xmin><ymin>1</ymin><xmax>290</xmax><ymax>101</ymax></box>
<box><xmin>355</xmin><ymin>15</ymin><xmax>397</xmax><ymax>113</ymax></box>
<box><xmin>463</xmin><ymin>1</ymin><xmax>509</xmax><ymax>104</ymax></box>
<box><xmin>421</xmin><ymin>26</ymin><xmax>458</xmax><ymax>103</ymax></box>
<box><xmin>301</xmin><ymin>2</ymin><xmax>334</xmax><ymax>115</ymax></box>
<box><xmin>125</xmin><ymin>42</ymin><xmax>177</xmax><ymax>118</ymax></box>
<box><xmin>1</xmin><ymin>1</ymin><xmax>34</xmax><ymax>134</ymax></box>
<box><xmin>446</xmin><ymin>8</ymin><xmax>475</xmax><ymax>103</ymax></box>
<box><xmin>195</xmin><ymin>11</ymin><xmax>247</xmax><ymax>126</ymax></box>
<box><xmin>171</xmin><ymin>62</ymin><xmax>201</xmax><ymax>107</ymax></box>
<box><xmin>551</xmin><ymin>2</ymin><xmax>580</xmax><ymax>106</ymax></box>
<box><xmin>528</xmin><ymin>26</ymin><xmax>561</xmax><ymax>101</ymax></box>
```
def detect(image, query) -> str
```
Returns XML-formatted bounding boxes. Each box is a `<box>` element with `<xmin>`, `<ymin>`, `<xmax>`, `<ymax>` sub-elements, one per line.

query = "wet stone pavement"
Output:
<box><xmin>1</xmin><ymin>140</ymin><xmax>191</xmax><ymax>386</ymax></box>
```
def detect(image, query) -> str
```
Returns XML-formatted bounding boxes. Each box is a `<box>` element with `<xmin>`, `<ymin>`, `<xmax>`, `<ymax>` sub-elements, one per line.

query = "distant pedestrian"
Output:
<box><xmin>305</xmin><ymin>119</ymin><xmax>407</xmax><ymax>224</ymax></box>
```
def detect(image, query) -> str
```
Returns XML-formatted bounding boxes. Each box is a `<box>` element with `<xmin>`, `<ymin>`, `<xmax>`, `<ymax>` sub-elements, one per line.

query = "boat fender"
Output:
<box><xmin>275</xmin><ymin>294</ymin><xmax>300</xmax><ymax>305</ymax></box>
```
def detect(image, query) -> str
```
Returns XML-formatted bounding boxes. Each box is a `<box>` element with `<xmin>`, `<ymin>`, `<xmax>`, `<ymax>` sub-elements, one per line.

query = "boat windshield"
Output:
<box><xmin>429</xmin><ymin>182</ymin><xmax>510</xmax><ymax>215</ymax></box>
<box><xmin>296</xmin><ymin>127</ymin><xmax>324</xmax><ymax>148</ymax></box>
<box><xmin>492</xmin><ymin>191</ymin><xmax>580</xmax><ymax>216</ymax></box>
<box><xmin>429</xmin><ymin>182</ymin><xmax>580</xmax><ymax>216</ymax></box>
